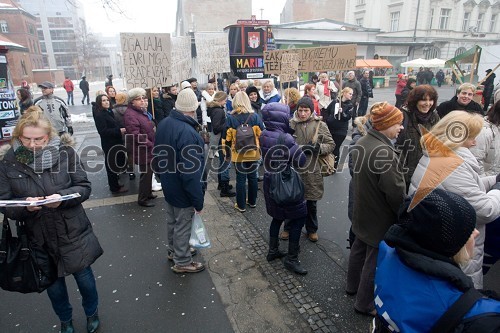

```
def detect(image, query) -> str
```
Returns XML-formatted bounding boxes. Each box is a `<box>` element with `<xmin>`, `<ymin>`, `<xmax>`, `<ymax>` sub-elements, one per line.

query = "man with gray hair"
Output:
<box><xmin>343</xmin><ymin>71</ymin><xmax>362</xmax><ymax>125</ymax></box>
<box><xmin>153</xmin><ymin>88</ymin><xmax>205</xmax><ymax>273</ymax></box>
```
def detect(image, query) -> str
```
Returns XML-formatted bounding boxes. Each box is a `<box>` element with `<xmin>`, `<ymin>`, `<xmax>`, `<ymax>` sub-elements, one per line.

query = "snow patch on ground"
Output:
<box><xmin>71</xmin><ymin>113</ymin><xmax>94</xmax><ymax>123</ymax></box>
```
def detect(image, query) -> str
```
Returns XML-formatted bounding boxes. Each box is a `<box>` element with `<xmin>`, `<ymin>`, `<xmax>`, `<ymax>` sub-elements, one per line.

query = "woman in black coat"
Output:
<box><xmin>93</xmin><ymin>94</ymin><xmax>127</xmax><ymax>193</ymax></box>
<box><xmin>0</xmin><ymin>108</ymin><xmax>103</xmax><ymax>333</ymax></box>
<box><xmin>325</xmin><ymin>87</ymin><xmax>354</xmax><ymax>170</ymax></box>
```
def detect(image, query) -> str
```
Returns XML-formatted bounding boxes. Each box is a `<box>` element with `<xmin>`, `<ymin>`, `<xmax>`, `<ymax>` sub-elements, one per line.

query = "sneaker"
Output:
<box><xmin>167</xmin><ymin>247</ymin><xmax>198</xmax><ymax>261</ymax></box>
<box><xmin>246</xmin><ymin>201</ymin><xmax>256</xmax><ymax>208</ymax></box>
<box><xmin>234</xmin><ymin>203</ymin><xmax>246</xmax><ymax>213</ymax></box>
<box><xmin>171</xmin><ymin>261</ymin><xmax>205</xmax><ymax>273</ymax></box>
<box><xmin>214</xmin><ymin>151</ymin><xmax>219</xmax><ymax>157</ymax></box>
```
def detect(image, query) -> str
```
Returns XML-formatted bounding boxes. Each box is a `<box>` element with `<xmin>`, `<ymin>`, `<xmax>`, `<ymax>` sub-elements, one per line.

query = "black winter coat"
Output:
<box><xmin>325</xmin><ymin>99</ymin><xmax>353</xmax><ymax>136</ymax></box>
<box><xmin>93</xmin><ymin>108</ymin><xmax>124</xmax><ymax>152</ymax></box>
<box><xmin>0</xmin><ymin>137</ymin><xmax>103</xmax><ymax>277</ymax></box>
<box><xmin>436</xmin><ymin>96</ymin><xmax>483</xmax><ymax>118</ymax></box>
<box><xmin>206</xmin><ymin>104</ymin><xmax>226</xmax><ymax>135</ymax></box>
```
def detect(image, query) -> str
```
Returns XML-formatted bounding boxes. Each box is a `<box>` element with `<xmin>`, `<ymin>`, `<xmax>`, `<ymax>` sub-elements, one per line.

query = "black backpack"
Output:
<box><xmin>235</xmin><ymin>114</ymin><xmax>257</xmax><ymax>153</ymax></box>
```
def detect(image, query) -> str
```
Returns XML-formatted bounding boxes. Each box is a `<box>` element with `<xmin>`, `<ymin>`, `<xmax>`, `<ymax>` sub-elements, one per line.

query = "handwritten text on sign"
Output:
<box><xmin>121</xmin><ymin>33</ymin><xmax>172</xmax><ymax>89</ymax></box>
<box><xmin>280</xmin><ymin>53</ymin><xmax>299</xmax><ymax>82</ymax></box>
<box><xmin>171</xmin><ymin>36</ymin><xmax>192</xmax><ymax>84</ymax></box>
<box><xmin>195</xmin><ymin>32</ymin><xmax>231</xmax><ymax>75</ymax></box>
<box><xmin>264</xmin><ymin>44</ymin><xmax>357</xmax><ymax>74</ymax></box>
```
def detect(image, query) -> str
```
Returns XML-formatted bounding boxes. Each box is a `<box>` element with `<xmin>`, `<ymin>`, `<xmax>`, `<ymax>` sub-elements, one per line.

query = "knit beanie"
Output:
<box><xmin>296</xmin><ymin>96</ymin><xmax>314</xmax><ymax>112</ymax></box>
<box><xmin>115</xmin><ymin>92</ymin><xmax>127</xmax><ymax>105</ymax></box>
<box><xmin>371</xmin><ymin>102</ymin><xmax>403</xmax><ymax>131</ymax></box>
<box><xmin>175</xmin><ymin>88</ymin><xmax>199</xmax><ymax>112</ymax></box>
<box><xmin>180</xmin><ymin>81</ymin><xmax>191</xmax><ymax>90</ymax></box>
<box><xmin>398</xmin><ymin>189</ymin><xmax>476</xmax><ymax>257</ymax></box>
<box><xmin>246</xmin><ymin>85</ymin><xmax>259</xmax><ymax>97</ymax></box>
<box><xmin>128</xmin><ymin>88</ymin><xmax>146</xmax><ymax>102</ymax></box>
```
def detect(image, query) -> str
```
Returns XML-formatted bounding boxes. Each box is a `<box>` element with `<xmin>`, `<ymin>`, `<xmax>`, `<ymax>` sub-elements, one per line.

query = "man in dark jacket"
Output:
<box><xmin>344</xmin><ymin>71</ymin><xmax>362</xmax><ymax>125</ymax></box>
<box><xmin>437</xmin><ymin>83</ymin><xmax>483</xmax><ymax>118</ymax></box>
<box><xmin>79</xmin><ymin>76</ymin><xmax>90</xmax><ymax>105</ymax></box>
<box><xmin>161</xmin><ymin>85</ymin><xmax>177</xmax><ymax>119</ymax></box>
<box><xmin>153</xmin><ymin>88</ymin><xmax>205</xmax><ymax>274</ymax></box>
<box><xmin>358</xmin><ymin>70</ymin><xmax>373</xmax><ymax>117</ymax></box>
<box><xmin>483</xmin><ymin>69</ymin><xmax>496</xmax><ymax>112</ymax></box>
<box><xmin>347</xmin><ymin>102</ymin><xmax>406</xmax><ymax>316</ymax></box>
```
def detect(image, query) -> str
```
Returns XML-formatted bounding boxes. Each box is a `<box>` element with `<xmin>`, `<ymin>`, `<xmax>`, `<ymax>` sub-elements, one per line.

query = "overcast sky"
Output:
<box><xmin>84</xmin><ymin>0</ymin><xmax>287</xmax><ymax>36</ymax></box>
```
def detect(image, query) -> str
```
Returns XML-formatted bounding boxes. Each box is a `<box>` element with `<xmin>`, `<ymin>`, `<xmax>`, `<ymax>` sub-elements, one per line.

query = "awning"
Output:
<box><xmin>401</xmin><ymin>58</ymin><xmax>427</xmax><ymax>68</ymax></box>
<box><xmin>356</xmin><ymin>59</ymin><xmax>393</xmax><ymax>68</ymax></box>
<box><xmin>446</xmin><ymin>45</ymin><xmax>482</xmax><ymax>65</ymax></box>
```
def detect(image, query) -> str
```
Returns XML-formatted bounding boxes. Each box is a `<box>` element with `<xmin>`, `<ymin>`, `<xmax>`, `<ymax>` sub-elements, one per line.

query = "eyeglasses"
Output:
<box><xmin>134</xmin><ymin>96</ymin><xmax>146</xmax><ymax>101</ymax></box>
<box><xmin>19</xmin><ymin>135</ymin><xmax>47</xmax><ymax>145</ymax></box>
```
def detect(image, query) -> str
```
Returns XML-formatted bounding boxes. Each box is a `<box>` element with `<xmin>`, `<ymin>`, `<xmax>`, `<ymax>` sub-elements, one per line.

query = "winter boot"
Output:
<box><xmin>217</xmin><ymin>183</ymin><xmax>233</xmax><ymax>190</ymax></box>
<box><xmin>266</xmin><ymin>237</ymin><xmax>286</xmax><ymax>262</ymax></box>
<box><xmin>220</xmin><ymin>181</ymin><xmax>236</xmax><ymax>197</ymax></box>
<box><xmin>284</xmin><ymin>242</ymin><xmax>308</xmax><ymax>275</ymax></box>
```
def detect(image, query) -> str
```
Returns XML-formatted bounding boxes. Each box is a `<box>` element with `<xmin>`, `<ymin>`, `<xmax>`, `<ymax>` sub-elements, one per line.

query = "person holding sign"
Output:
<box><xmin>0</xmin><ymin>107</ymin><xmax>103</xmax><ymax>333</ymax></box>
<box><xmin>316</xmin><ymin>73</ymin><xmax>338</xmax><ymax>119</ymax></box>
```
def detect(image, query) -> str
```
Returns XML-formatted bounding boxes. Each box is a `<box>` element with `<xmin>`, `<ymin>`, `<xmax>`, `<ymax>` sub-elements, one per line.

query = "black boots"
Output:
<box><xmin>219</xmin><ymin>181</ymin><xmax>236</xmax><ymax>197</ymax></box>
<box><xmin>284</xmin><ymin>242</ymin><xmax>308</xmax><ymax>275</ymax></box>
<box><xmin>266</xmin><ymin>237</ymin><xmax>286</xmax><ymax>262</ymax></box>
<box><xmin>60</xmin><ymin>320</ymin><xmax>74</xmax><ymax>333</ymax></box>
<box><xmin>87</xmin><ymin>311</ymin><xmax>100</xmax><ymax>333</ymax></box>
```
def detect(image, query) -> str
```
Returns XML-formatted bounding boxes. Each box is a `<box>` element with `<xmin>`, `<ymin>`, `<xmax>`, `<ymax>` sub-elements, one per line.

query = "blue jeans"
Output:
<box><xmin>234</xmin><ymin>161</ymin><xmax>258</xmax><ymax>209</ymax></box>
<box><xmin>66</xmin><ymin>91</ymin><xmax>74</xmax><ymax>105</ymax></box>
<box><xmin>46</xmin><ymin>266</ymin><xmax>99</xmax><ymax>322</ymax></box>
<box><xmin>217</xmin><ymin>146</ymin><xmax>231</xmax><ymax>182</ymax></box>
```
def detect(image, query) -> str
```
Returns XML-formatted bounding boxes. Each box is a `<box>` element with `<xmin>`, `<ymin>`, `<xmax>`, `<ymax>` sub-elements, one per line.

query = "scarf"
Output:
<box><xmin>13</xmin><ymin>136</ymin><xmax>61</xmax><ymax>173</ymax></box>
<box><xmin>323</xmin><ymin>82</ymin><xmax>330</xmax><ymax>97</ymax></box>
<box><xmin>415</xmin><ymin>110</ymin><xmax>433</xmax><ymax>123</ymax></box>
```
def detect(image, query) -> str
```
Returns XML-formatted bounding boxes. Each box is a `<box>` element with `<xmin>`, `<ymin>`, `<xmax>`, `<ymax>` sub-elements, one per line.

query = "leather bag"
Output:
<box><xmin>0</xmin><ymin>216</ymin><xmax>57</xmax><ymax>293</ymax></box>
<box><xmin>312</xmin><ymin>122</ymin><xmax>336</xmax><ymax>177</ymax></box>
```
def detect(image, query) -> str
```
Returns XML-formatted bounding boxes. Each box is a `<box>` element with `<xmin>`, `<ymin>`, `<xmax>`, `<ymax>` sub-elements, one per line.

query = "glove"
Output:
<box><xmin>310</xmin><ymin>141</ymin><xmax>320</xmax><ymax>154</ymax></box>
<box><xmin>301</xmin><ymin>144</ymin><xmax>314</xmax><ymax>155</ymax></box>
<box><xmin>67</xmin><ymin>126</ymin><xmax>74</xmax><ymax>135</ymax></box>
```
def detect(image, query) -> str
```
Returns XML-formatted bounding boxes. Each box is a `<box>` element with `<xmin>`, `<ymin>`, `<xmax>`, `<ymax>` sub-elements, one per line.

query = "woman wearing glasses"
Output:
<box><xmin>0</xmin><ymin>106</ymin><xmax>103</xmax><ymax>333</ymax></box>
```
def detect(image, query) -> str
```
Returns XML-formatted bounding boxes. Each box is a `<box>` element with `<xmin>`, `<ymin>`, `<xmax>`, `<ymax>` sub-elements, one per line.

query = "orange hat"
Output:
<box><xmin>371</xmin><ymin>102</ymin><xmax>403</xmax><ymax>131</ymax></box>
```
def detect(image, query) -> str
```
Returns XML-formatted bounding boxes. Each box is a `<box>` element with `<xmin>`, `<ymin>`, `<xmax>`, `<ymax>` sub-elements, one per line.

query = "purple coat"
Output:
<box><xmin>123</xmin><ymin>105</ymin><xmax>155</xmax><ymax>165</ymax></box>
<box><xmin>260</xmin><ymin>103</ymin><xmax>307</xmax><ymax>220</ymax></box>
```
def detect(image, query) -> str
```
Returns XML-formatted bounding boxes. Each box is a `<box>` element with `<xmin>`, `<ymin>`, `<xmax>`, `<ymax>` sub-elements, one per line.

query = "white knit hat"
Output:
<box><xmin>175</xmin><ymin>88</ymin><xmax>199</xmax><ymax>112</ymax></box>
<box><xmin>180</xmin><ymin>81</ymin><xmax>191</xmax><ymax>90</ymax></box>
<box><xmin>128</xmin><ymin>87</ymin><xmax>146</xmax><ymax>101</ymax></box>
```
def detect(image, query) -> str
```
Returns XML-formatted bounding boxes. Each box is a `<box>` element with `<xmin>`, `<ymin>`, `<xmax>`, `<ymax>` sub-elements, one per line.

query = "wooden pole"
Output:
<box><xmin>478</xmin><ymin>64</ymin><xmax>500</xmax><ymax>85</ymax></box>
<box><xmin>470</xmin><ymin>51</ymin><xmax>479</xmax><ymax>84</ymax></box>
<box><xmin>150</xmin><ymin>87</ymin><xmax>155</xmax><ymax>120</ymax></box>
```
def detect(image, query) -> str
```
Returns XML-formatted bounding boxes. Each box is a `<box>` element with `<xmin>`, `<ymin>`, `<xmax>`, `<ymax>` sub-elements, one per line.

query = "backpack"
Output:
<box><xmin>235</xmin><ymin>114</ymin><xmax>257</xmax><ymax>153</ymax></box>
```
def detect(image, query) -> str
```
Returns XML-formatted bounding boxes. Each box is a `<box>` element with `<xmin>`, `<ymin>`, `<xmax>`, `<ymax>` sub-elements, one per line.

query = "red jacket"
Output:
<box><xmin>63</xmin><ymin>79</ymin><xmax>74</xmax><ymax>92</ymax></box>
<box><xmin>395</xmin><ymin>79</ymin><xmax>406</xmax><ymax>95</ymax></box>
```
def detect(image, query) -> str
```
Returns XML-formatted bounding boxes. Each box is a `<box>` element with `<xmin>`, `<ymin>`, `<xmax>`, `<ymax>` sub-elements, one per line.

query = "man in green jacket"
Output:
<box><xmin>346</xmin><ymin>102</ymin><xmax>406</xmax><ymax>316</ymax></box>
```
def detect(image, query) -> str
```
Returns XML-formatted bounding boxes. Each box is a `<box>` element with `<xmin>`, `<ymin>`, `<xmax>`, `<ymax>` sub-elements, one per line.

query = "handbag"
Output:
<box><xmin>312</xmin><ymin>122</ymin><xmax>336</xmax><ymax>177</ymax></box>
<box><xmin>268</xmin><ymin>134</ymin><xmax>305</xmax><ymax>205</ymax></box>
<box><xmin>0</xmin><ymin>216</ymin><xmax>57</xmax><ymax>293</ymax></box>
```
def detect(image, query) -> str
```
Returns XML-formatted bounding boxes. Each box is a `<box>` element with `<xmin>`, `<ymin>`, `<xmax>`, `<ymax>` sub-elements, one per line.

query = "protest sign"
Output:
<box><xmin>171</xmin><ymin>36</ymin><xmax>192</xmax><ymax>84</ymax></box>
<box><xmin>280</xmin><ymin>53</ymin><xmax>299</xmax><ymax>82</ymax></box>
<box><xmin>120</xmin><ymin>33</ymin><xmax>172</xmax><ymax>89</ymax></box>
<box><xmin>264</xmin><ymin>44</ymin><xmax>357</xmax><ymax>74</ymax></box>
<box><xmin>195</xmin><ymin>32</ymin><xmax>231</xmax><ymax>75</ymax></box>
<box><xmin>0</xmin><ymin>55</ymin><xmax>19</xmax><ymax>142</ymax></box>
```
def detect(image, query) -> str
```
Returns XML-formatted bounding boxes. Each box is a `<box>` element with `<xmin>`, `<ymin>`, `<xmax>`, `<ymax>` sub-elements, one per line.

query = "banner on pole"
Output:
<box><xmin>171</xmin><ymin>36</ymin><xmax>192</xmax><ymax>84</ymax></box>
<box><xmin>280</xmin><ymin>53</ymin><xmax>299</xmax><ymax>82</ymax></box>
<box><xmin>264</xmin><ymin>44</ymin><xmax>357</xmax><ymax>74</ymax></box>
<box><xmin>120</xmin><ymin>33</ymin><xmax>172</xmax><ymax>89</ymax></box>
<box><xmin>195</xmin><ymin>32</ymin><xmax>231</xmax><ymax>75</ymax></box>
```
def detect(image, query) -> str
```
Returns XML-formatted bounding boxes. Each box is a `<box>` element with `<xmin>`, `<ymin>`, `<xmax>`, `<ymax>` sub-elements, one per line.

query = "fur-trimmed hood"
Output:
<box><xmin>0</xmin><ymin>133</ymin><xmax>75</xmax><ymax>161</ymax></box>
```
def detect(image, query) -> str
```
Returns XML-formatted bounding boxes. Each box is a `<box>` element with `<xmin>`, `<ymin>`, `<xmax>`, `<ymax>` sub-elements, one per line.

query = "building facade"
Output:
<box><xmin>17</xmin><ymin>0</ymin><xmax>86</xmax><ymax>79</ymax></box>
<box><xmin>0</xmin><ymin>0</ymin><xmax>43</xmax><ymax>85</ymax></box>
<box><xmin>280</xmin><ymin>0</ymin><xmax>346</xmax><ymax>23</ymax></box>
<box><xmin>175</xmin><ymin>0</ymin><xmax>252</xmax><ymax>35</ymax></box>
<box><xmin>345</xmin><ymin>0</ymin><xmax>500</xmax><ymax>61</ymax></box>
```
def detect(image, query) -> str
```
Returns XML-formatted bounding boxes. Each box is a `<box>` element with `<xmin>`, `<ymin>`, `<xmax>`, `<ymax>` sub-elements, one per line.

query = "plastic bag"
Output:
<box><xmin>189</xmin><ymin>213</ymin><xmax>211</xmax><ymax>249</ymax></box>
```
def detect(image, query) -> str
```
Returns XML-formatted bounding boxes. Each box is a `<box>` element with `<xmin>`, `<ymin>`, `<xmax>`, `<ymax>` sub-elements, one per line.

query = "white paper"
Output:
<box><xmin>0</xmin><ymin>193</ymin><xmax>81</xmax><ymax>207</ymax></box>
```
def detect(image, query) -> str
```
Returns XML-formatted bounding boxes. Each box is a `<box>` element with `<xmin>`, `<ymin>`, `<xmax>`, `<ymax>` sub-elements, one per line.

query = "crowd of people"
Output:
<box><xmin>5</xmin><ymin>71</ymin><xmax>500</xmax><ymax>332</ymax></box>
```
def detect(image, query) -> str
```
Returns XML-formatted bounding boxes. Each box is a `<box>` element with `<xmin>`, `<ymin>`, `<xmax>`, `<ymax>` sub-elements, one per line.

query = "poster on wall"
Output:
<box><xmin>0</xmin><ymin>55</ymin><xmax>19</xmax><ymax>142</ymax></box>
<box><xmin>120</xmin><ymin>33</ymin><xmax>172</xmax><ymax>89</ymax></box>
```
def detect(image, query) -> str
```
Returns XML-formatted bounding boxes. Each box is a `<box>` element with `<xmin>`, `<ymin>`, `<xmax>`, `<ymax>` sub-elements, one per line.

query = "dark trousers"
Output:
<box><xmin>332</xmin><ymin>134</ymin><xmax>346</xmax><ymax>169</ymax></box>
<box><xmin>82</xmin><ymin>91</ymin><xmax>89</xmax><ymax>104</ymax></box>
<box><xmin>305</xmin><ymin>200</ymin><xmax>318</xmax><ymax>234</ymax></box>
<box><xmin>104</xmin><ymin>147</ymin><xmax>126</xmax><ymax>192</ymax></box>
<box><xmin>346</xmin><ymin>237</ymin><xmax>378</xmax><ymax>313</ymax></box>
<box><xmin>395</xmin><ymin>94</ymin><xmax>404</xmax><ymax>109</ymax></box>
<box><xmin>138</xmin><ymin>163</ymin><xmax>153</xmax><ymax>202</ymax></box>
<box><xmin>357</xmin><ymin>97</ymin><xmax>369</xmax><ymax>117</ymax></box>
<box><xmin>270</xmin><ymin>217</ymin><xmax>305</xmax><ymax>244</ymax></box>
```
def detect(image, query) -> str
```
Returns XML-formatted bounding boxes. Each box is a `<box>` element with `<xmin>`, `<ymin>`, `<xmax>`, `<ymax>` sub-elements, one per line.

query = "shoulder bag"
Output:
<box><xmin>0</xmin><ymin>216</ymin><xmax>57</xmax><ymax>293</ymax></box>
<box><xmin>312</xmin><ymin>122</ymin><xmax>336</xmax><ymax>177</ymax></box>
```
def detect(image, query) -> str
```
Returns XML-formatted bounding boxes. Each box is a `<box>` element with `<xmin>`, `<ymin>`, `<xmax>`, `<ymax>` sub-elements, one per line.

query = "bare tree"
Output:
<box><xmin>65</xmin><ymin>0</ymin><xmax>127</xmax><ymax>17</ymax></box>
<box><xmin>74</xmin><ymin>26</ymin><xmax>108</xmax><ymax>80</ymax></box>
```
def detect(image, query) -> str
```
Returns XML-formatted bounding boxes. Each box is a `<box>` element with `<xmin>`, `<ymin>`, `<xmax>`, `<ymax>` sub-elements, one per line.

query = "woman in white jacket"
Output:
<box><xmin>471</xmin><ymin>100</ymin><xmax>500</xmax><ymax>176</ymax></box>
<box><xmin>409</xmin><ymin>111</ymin><xmax>500</xmax><ymax>289</ymax></box>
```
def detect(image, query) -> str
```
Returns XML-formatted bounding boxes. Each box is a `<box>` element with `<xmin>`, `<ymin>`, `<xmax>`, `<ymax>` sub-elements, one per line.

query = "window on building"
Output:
<box><xmin>356</xmin><ymin>18</ymin><xmax>363</xmax><ymax>26</ymax></box>
<box><xmin>49</xmin><ymin>29</ymin><xmax>75</xmax><ymax>40</ymax></box>
<box><xmin>490</xmin><ymin>14</ymin><xmax>497</xmax><ymax>32</ymax></box>
<box><xmin>390</xmin><ymin>11</ymin><xmax>400</xmax><ymax>32</ymax></box>
<box><xmin>425</xmin><ymin>46</ymin><xmax>441</xmax><ymax>60</ymax></box>
<box><xmin>455</xmin><ymin>47</ymin><xmax>466</xmax><ymax>57</ymax></box>
<box><xmin>20</xmin><ymin>59</ymin><xmax>28</xmax><ymax>76</ymax></box>
<box><xmin>357</xmin><ymin>0</ymin><xmax>366</xmax><ymax>4</ymax></box>
<box><xmin>477</xmin><ymin>13</ymin><xmax>484</xmax><ymax>32</ymax></box>
<box><xmin>429</xmin><ymin>9</ymin><xmax>434</xmax><ymax>29</ymax></box>
<box><xmin>439</xmin><ymin>8</ymin><xmax>451</xmax><ymax>30</ymax></box>
<box><xmin>40</xmin><ymin>42</ymin><xmax>46</xmax><ymax>53</ymax></box>
<box><xmin>0</xmin><ymin>21</ymin><xmax>8</xmax><ymax>33</ymax></box>
<box><xmin>27</xmin><ymin>23</ymin><xmax>35</xmax><ymax>35</ymax></box>
<box><xmin>55</xmin><ymin>54</ymin><xmax>78</xmax><ymax>67</ymax></box>
<box><xmin>37</xmin><ymin>30</ymin><xmax>44</xmax><ymax>40</ymax></box>
<box><xmin>462</xmin><ymin>12</ymin><xmax>470</xmax><ymax>31</ymax></box>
